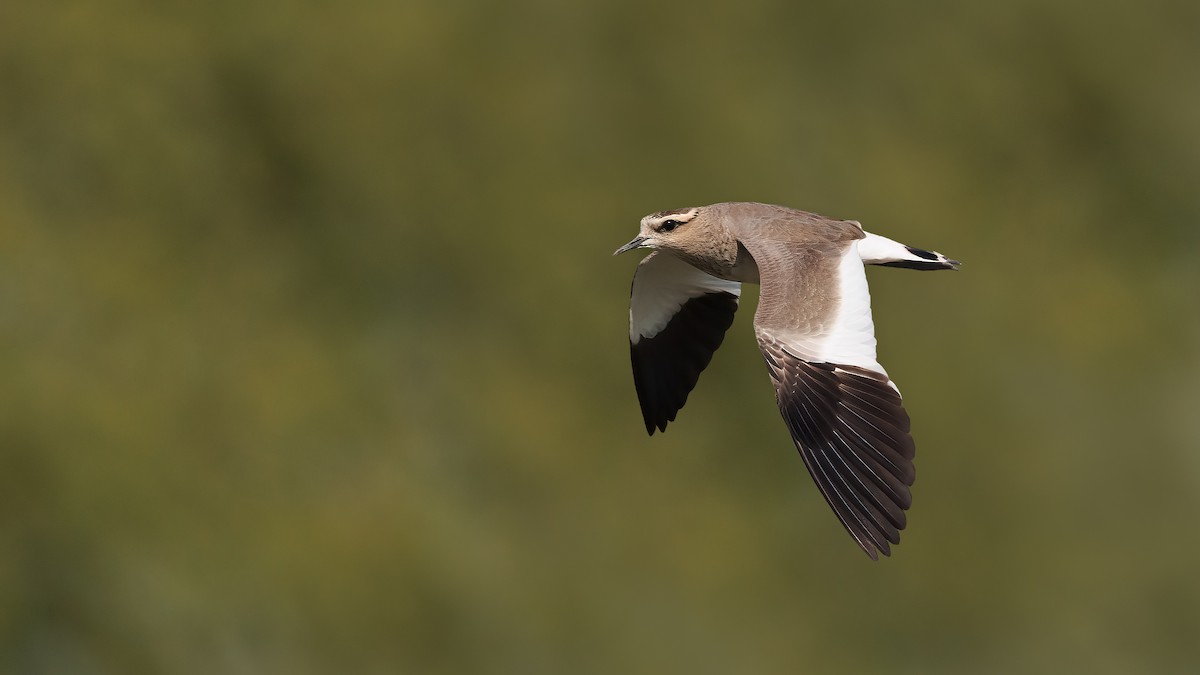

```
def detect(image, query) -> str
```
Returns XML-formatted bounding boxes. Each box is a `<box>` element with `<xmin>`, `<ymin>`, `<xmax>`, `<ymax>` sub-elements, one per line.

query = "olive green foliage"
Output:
<box><xmin>3</xmin><ymin>1</ymin><xmax>1199</xmax><ymax>673</ymax></box>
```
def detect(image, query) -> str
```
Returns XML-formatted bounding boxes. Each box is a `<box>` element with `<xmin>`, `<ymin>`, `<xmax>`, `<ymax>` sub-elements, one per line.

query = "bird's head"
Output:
<box><xmin>613</xmin><ymin>207</ymin><xmax>704</xmax><ymax>256</ymax></box>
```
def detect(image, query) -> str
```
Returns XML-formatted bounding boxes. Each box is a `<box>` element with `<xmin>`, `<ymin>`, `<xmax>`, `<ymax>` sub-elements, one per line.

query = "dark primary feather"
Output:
<box><xmin>758</xmin><ymin>335</ymin><xmax>916</xmax><ymax>560</ymax></box>
<box><xmin>630</xmin><ymin>292</ymin><xmax>738</xmax><ymax>434</ymax></box>
<box><xmin>877</xmin><ymin>260</ymin><xmax>957</xmax><ymax>271</ymax></box>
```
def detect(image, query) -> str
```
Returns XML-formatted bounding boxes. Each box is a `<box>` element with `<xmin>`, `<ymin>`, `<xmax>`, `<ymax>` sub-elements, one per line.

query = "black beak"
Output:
<box><xmin>613</xmin><ymin>236</ymin><xmax>648</xmax><ymax>256</ymax></box>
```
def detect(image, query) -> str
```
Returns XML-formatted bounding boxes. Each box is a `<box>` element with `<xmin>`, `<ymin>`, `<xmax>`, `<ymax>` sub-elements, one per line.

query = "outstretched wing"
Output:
<box><xmin>628</xmin><ymin>252</ymin><xmax>741</xmax><ymax>434</ymax></box>
<box><xmin>749</xmin><ymin>236</ymin><xmax>917</xmax><ymax>559</ymax></box>
<box><xmin>758</xmin><ymin>337</ymin><xmax>915</xmax><ymax>559</ymax></box>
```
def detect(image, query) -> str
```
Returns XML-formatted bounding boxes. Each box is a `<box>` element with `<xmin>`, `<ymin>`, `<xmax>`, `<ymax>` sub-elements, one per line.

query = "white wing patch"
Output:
<box><xmin>757</xmin><ymin>243</ymin><xmax>885</xmax><ymax>379</ymax></box>
<box><xmin>630</xmin><ymin>252</ymin><xmax>741</xmax><ymax>343</ymax></box>
<box><xmin>856</xmin><ymin>232</ymin><xmax>913</xmax><ymax>265</ymax></box>
<box><xmin>821</xmin><ymin>241</ymin><xmax>886</xmax><ymax>376</ymax></box>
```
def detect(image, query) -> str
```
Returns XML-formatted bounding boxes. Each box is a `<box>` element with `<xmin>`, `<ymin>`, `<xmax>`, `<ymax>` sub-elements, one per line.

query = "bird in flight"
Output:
<box><xmin>614</xmin><ymin>202</ymin><xmax>959</xmax><ymax>559</ymax></box>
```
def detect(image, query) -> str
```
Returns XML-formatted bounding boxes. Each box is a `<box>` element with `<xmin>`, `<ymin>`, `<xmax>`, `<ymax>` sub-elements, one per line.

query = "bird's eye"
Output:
<box><xmin>660</xmin><ymin>220</ymin><xmax>679</xmax><ymax>232</ymax></box>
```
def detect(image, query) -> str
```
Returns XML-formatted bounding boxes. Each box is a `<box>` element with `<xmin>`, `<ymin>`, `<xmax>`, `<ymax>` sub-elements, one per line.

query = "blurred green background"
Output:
<box><xmin>3</xmin><ymin>1</ymin><xmax>1199</xmax><ymax>673</ymax></box>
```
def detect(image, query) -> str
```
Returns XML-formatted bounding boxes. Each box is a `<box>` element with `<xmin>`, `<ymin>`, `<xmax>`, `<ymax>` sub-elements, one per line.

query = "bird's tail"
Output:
<box><xmin>858</xmin><ymin>232</ymin><xmax>960</xmax><ymax>271</ymax></box>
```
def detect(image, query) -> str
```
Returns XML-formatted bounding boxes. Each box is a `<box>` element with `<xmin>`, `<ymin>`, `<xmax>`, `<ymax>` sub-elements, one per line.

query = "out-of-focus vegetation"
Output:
<box><xmin>2</xmin><ymin>1</ymin><xmax>1198</xmax><ymax>673</ymax></box>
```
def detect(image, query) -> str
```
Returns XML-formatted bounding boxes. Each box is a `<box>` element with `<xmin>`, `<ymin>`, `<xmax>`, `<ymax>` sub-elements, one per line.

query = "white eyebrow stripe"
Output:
<box><xmin>641</xmin><ymin>208</ymin><xmax>699</xmax><ymax>228</ymax></box>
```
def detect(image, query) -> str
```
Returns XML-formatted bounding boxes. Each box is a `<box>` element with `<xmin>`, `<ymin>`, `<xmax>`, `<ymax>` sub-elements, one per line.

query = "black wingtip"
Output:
<box><xmin>904</xmin><ymin>246</ymin><xmax>939</xmax><ymax>261</ymax></box>
<box><xmin>851</xmin><ymin>528</ymin><xmax>894</xmax><ymax>560</ymax></box>
<box><xmin>883</xmin><ymin>246</ymin><xmax>961</xmax><ymax>271</ymax></box>
<box><xmin>877</xmin><ymin>259</ymin><xmax>959</xmax><ymax>271</ymax></box>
